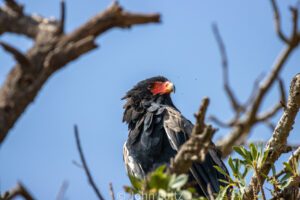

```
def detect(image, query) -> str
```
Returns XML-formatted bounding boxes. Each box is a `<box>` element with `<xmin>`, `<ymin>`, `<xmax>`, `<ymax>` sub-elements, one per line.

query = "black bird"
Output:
<box><xmin>122</xmin><ymin>76</ymin><xmax>228</xmax><ymax>198</ymax></box>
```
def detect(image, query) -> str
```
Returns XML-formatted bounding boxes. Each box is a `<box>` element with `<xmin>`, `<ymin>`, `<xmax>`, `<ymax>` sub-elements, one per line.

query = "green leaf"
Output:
<box><xmin>280</xmin><ymin>173</ymin><xmax>291</xmax><ymax>184</ymax></box>
<box><xmin>170</xmin><ymin>174</ymin><xmax>188</xmax><ymax>189</ymax></box>
<box><xmin>155</xmin><ymin>165</ymin><xmax>167</xmax><ymax>174</ymax></box>
<box><xmin>261</xmin><ymin>149</ymin><xmax>269</xmax><ymax>164</ymax></box>
<box><xmin>242</xmin><ymin>166</ymin><xmax>249</xmax><ymax>179</ymax></box>
<box><xmin>128</xmin><ymin>174</ymin><xmax>142</xmax><ymax>190</ymax></box>
<box><xmin>228</xmin><ymin>156</ymin><xmax>235</xmax><ymax>172</ymax></box>
<box><xmin>271</xmin><ymin>165</ymin><xmax>276</xmax><ymax>176</ymax></box>
<box><xmin>283</xmin><ymin>162</ymin><xmax>293</xmax><ymax>173</ymax></box>
<box><xmin>250</xmin><ymin>143</ymin><xmax>258</xmax><ymax>161</ymax></box>
<box><xmin>178</xmin><ymin>190</ymin><xmax>192</xmax><ymax>200</ymax></box>
<box><xmin>214</xmin><ymin>165</ymin><xmax>230</xmax><ymax>178</ymax></box>
<box><xmin>233</xmin><ymin>146</ymin><xmax>252</xmax><ymax>163</ymax></box>
<box><xmin>216</xmin><ymin>185</ymin><xmax>230</xmax><ymax>200</ymax></box>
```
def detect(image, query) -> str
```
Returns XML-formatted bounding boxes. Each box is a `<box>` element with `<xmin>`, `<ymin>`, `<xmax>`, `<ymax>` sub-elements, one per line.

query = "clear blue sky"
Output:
<box><xmin>0</xmin><ymin>0</ymin><xmax>299</xmax><ymax>199</ymax></box>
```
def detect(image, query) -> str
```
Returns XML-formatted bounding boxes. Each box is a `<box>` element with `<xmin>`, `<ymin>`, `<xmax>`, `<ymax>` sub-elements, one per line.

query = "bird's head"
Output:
<box><xmin>122</xmin><ymin>76</ymin><xmax>176</xmax><ymax>124</ymax></box>
<box><xmin>122</xmin><ymin>76</ymin><xmax>175</xmax><ymax>102</ymax></box>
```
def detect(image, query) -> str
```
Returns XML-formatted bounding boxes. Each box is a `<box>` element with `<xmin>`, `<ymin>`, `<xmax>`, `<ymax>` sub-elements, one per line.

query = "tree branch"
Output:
<box><xmin>109</xmin><ymin>183</ymin><xmax>115</xmax><ymax>200</ymax></box>
<box><xmin>215</xmin><ymin>1</ymin><xmax>300</xmax><ymax>157</ymax></box>
<box><xmin>170</xmin><ymin>98</ymin><xmax>216</xmax><ymax>174</ymax></box>
<box><xmin>243</xmin><ymin>73</ymin><xmax>300</xmax><ymax>199</ymax></box>
<box><xmin>212</xmin><ymin>23</ymin><xmax>242</xmax><ymax>114</ymax></box>
<box><xmin>74</xmin><ymin>125</ymin><xmax>105</xmax><ymax>200</ymax></box>
<box><xmin>270</xmin><ymin>0</ymin><xmax>289</xmax><ymax>43</ymax></box>
<box><xmin>58</xmin><ymin>0</ymin><xmax>66</xmax><ymax>34</ymax></box>
<box><xmin>1</xmin><ymin>182</ymin><xmax>34</xmax><ymax>200</ymax></box>
<box><xmin>0</xmin><ymin>41</ymin><xmax>31</xmax><ymax>68</ymax></box>
<box><xmin>4</xmin><ymin>0</ymin><xmax>23</xmax><ymax>16</ymax></box>
<box><xmin>0</xmin><ymin>1</ymin><xmax>160</xmax><ymax>145</ymax></box>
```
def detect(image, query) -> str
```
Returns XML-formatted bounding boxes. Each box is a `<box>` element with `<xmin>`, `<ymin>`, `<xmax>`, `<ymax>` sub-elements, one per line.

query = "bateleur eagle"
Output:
<box><xmin>122</xmin><ymin>76</ymin><xmax>228</xmax><ymax>198</ymax></box>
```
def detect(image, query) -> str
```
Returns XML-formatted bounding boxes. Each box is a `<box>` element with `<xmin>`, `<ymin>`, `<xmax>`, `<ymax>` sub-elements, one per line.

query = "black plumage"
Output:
<box><xmin>122</xmin><ymin>76</ymin><xmax>228</xmax><ymax>198</ymax></box>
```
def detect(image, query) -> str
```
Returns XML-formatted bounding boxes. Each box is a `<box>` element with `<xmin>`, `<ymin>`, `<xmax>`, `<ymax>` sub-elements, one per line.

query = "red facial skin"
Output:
<box><xmin>150</xmin><ymin>81</ymin><xmax>174</xmax><ymax>95</ymax></box>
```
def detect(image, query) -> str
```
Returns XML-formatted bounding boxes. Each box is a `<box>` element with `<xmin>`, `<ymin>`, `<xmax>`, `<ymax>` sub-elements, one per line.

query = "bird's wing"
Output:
<box><xmin>163</xmin><ymin>106</ymin><xmax>228</xmax><ymax>197</ymax></box>
<box><xmin>123</xmin><ymin>141</ymin><xmax>145</xmax><ymax>179</ymax></box>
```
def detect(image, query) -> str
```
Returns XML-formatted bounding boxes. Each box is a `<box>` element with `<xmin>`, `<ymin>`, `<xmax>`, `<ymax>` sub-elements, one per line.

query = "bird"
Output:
<box><xmin>122</xmin><ymin>76</ymin><xmax>228</xmax><ymax>198</ymax></box>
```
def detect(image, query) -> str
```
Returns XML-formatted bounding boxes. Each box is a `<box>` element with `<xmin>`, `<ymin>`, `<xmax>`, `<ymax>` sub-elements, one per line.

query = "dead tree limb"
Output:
<box><xmin>74</xmin><ymin>125</ymin><xmax>105</xmax><ymax>200</ymax></box>
<box><xmin>170</xmin><ymin>97</ymin><xmax>216</xmax><ymax>174</ymax></box>
<box><xmin>0</xmin><ymin>0</ymin><xmax>160</xmax><ymax>144</ymax></box>
<box><xmin>243</xmin><ymin>73</ymin><xmax>300</xmax><ymax>200</ymax></box>
<box><xmin>1</xmin><ymin>182</ymin><xmax>34</xmax><ymax>200</ymax></box>
<box><xmin>213</xmin><ymin>0</ymin><xmax>300</xmax><ymax>158</ymax></box>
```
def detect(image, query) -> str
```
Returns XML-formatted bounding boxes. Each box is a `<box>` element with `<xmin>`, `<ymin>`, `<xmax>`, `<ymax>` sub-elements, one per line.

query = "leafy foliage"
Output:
<box><xmin>124</xmin><ymin>165</ymin><xmax>206</xmax><ymax>200</ymax></box>
<box><xmin>124</xmin><ymin>144</ymin><xmax>300</xmax><ymax>200</ymax></box>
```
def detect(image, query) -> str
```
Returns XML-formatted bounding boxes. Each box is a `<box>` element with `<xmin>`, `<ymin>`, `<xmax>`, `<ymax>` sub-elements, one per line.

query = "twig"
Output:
<box><xmin>192</xmin><ymin>97</ymin><xmax>210</xmax><ymax>135</ymax></box>
<box><xmin>270</xmin><ymin>0</ymin><xmax>289</xmax><ymax>43</ymax></box>
<box><xmin>212</xmin><ymin>23</ymin><xmax>242</xmax><ymax>113</ymax></box>
<box><xmin>4</xmin><ymin>0</ymin><xmax>23</xmax><ymax>16</ymax></box>
<box><xmin>56</xmin><ymin>181</ymin><xmax>69</xmax><ymax>200</ymax></box>
<box><xmin>74</xmin><ymin>125</ymin><xmax>105</xmax><ymax>200</ymax></box>
<box><xmin>170</xmin><ymin>98</ymin><xmax>216</xmax><ymax>174</ymax></box>
<box><xmin>0</xmin><ymin>41</ymin><xmax>31</xmax><ymax>68</ymax></box>
<box><xmin>254</xmin><ymin>165</ymin><xmax>267</xmax><ymax>200</ymax></box>
<box><xmin>243</xmin><ymin>73</ymin><xmax>300</xmax><ymax>199</ymax></box>
<box><xmin>109</xmin><ymin>183</ymin><xmax>115</xmax><ymax>200</ymax></box>
<box><xmin>1</xmin><ymin>182</ymin><xmax>34</xmax><ymax>200</ymax></box>
<box><xmin>58</xmin><ymin>0</ymin><xmax>66</xmax><ymax>34</ymax></box>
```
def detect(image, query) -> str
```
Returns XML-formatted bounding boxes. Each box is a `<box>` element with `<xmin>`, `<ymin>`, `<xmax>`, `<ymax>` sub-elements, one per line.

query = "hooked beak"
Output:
<box><xmin>165</xmin><ymin>81</ymin><xmax>175</xmax><ymax>94</ymax></box>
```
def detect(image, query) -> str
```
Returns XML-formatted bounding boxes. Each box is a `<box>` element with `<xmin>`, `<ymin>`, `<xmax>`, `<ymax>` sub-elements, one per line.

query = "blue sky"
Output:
<box><xmin>0</xmin><ymin>0</ymin><xmax>299</xmax><ymax>199</ymax></box>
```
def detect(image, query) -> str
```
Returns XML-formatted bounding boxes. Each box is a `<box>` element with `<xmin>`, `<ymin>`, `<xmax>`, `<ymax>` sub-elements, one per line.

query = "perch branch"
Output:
<box><xmin>170</xmin><ymin>98</ymin><xmax>216</xmax><ymax>174</ymax></box>
<box><xmin>243</xmin><ymin>73</ymin><xmax>300</xmax><ymax>199</ymax></box>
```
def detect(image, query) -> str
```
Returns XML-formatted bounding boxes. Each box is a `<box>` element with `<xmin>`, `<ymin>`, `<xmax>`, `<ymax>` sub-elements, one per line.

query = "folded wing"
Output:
<box><xmin>163</xmin><ymin>106</ymin><xmax>229</xmax><ymax>197</ymax></box>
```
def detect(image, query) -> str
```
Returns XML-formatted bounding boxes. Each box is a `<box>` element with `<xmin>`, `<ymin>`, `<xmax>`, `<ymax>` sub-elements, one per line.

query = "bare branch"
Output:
<box><xmin>278</xmin><ymin>77</ymin><xmax>287</xmax><ymax>105</ymax></box>
<box><xmin>212</xmin><ymin>23</ymin><xmax>242</xmax><ymax>113</ymax></box>
<box><xmin>192</xmin><ymin>97</ymin><xmax>210</xmax><ymax>134</ymax></box>
<box><xmin>74</xmin><ymin>125</ymin><xmax>105</xmax><ymax>200</ymax></box>
<box><xmin>243</xmin><ymin>73</ymin><xmax>300</xmax><ymax>199</ymax></box>
<box><xmin>256</xmin><ymin>78</ymin><xmax>286</xmax><ymax>122</ymax></box>
<box><xmin>1</xmin><ymin>182</ymin><xmax>34</xmax><ymax>200</ymax></box>
<box><xmin>170</xmin><ymin>125</ymin><xmax>215</xmax><ymax>174</ymax></box>
<box><xmin>58</xmin><ymin>0</ymin><xmax>66</xmax><ymax>34</ymax></box>
<box><xmin>0</xmin><ymin>1</ymin><xmax>160</xmax><ymax>144</ymax></box>
<box><xmin>256</xmin><ymin>103</ymin><xmax>282</xmax><ymax>122</ymax></box>
<box><xmin>0</xmin><ymin>3</ymin><xmax>56</xmax><ymax>38</ymax></box>
<box><xmin>217</xmin><ymin>42</ymin><xmax>299</xmax><ymax>158</ymax></box>
<box><xmin>262</xmin><ymin>119</ymin><xmax>276</xmax><ymax>132</ymax></box>
<box><xmin>63</xmin><ymin>2</ymin><xmax>160</xmax><ymax>44</ymax></box>
<box><xmin>215</xmin><ymin>0</ymin><xmax>300</xmax><ymax>158</ymax></box>
<box><xmin>170</xmin><ymin>98</ymin><xmax>216</xmax><ymax>174</ymax></box>
<box><xmin>0</xmin><ymin>41</ymin><xmax>31</xmax><ymax>68</ymax></box>
<box><xmin>290</xmin><ymin>6</ymin><xmax>299</xmax><ymax>41</ymax></box>
<box><xmin>56</xmin><ymin>181</ymin><xmax>69</xmax><ymax>200</ymax></box>
<box><xmin>209</xmin><ymin>115</ymin><xmax>235</xmax><ymax>128</ymax></box>
<box><xmin>109</xmin><ymin>183</ymin><xmax>115</xmax><ymax>200</ymax></box>
<box><xmin>270</xmin><ymin>0</ymin><xmax>289</xmax><ymax>43</ymax></box>
<box><xmin>4</xmin><ymin>0</ymin><xmax>23</xmax><ymax>16</ymax></box>
<box><xmin>244</xmin><ymin>72</ymin><xmax>265</xmax><ymax>107</ymax></box>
